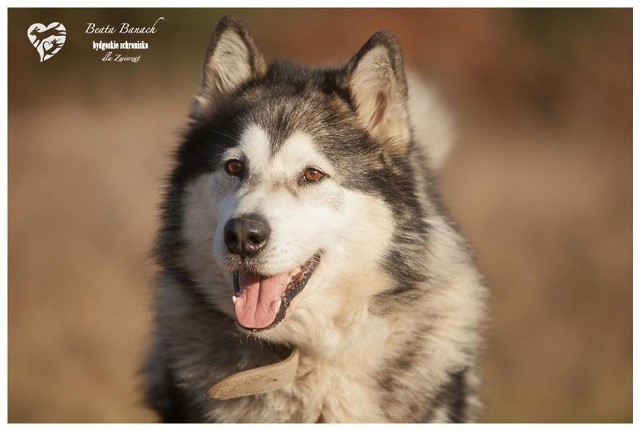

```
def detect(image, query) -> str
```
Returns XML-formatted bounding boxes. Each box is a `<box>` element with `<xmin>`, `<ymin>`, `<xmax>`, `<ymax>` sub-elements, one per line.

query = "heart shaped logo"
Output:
<box><xmin>27</xmin><ymin>22</ymin><xmax>66</xmax><ymax>62</ymax></box>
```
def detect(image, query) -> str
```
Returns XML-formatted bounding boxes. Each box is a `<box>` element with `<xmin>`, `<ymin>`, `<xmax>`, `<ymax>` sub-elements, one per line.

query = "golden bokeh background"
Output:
<box><xmin>8</xmin><ymin>8</ymin><xmax>632</xmax><ymax>422</ymax></box>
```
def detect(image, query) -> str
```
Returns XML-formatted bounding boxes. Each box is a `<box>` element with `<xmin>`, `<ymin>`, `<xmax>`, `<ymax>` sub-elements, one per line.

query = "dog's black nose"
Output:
<box><xmin>224</xmin><ymin>214</ymin><xmax>271</xmax><ymax>258</ymax></box>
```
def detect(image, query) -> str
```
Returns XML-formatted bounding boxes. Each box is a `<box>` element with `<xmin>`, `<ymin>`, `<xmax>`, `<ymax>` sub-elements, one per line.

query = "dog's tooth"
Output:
<box><xmin>232</xmin><ymin>296</ymin><xmax>237</xmax><ymax>305</ymax></box>
<box><xmin>271</xmin><ymin>299</ymin><xmax>281</xmax><ymax>313</ymax></box>
<box><xmin>290</xmin><ymin>266</ymin><xmax>301</xmax><ymax>277</ymax></box>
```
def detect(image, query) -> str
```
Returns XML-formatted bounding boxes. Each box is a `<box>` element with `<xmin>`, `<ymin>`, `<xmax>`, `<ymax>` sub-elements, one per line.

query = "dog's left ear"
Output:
<box><xmin>343</xmin><ymin>31</ymin><xmax>410</xmax><ymax>155</ymax></box>
<box><xmin>192</xmin><ymin>16</ymin><xmax>267</xmax><ymax>119</ymax></box>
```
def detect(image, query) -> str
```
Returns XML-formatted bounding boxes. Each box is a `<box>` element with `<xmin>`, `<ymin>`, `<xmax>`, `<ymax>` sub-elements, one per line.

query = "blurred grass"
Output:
<box><xmin>7</xmin><ymin>8</ymin><xmax>631</xmax><ymax>422</ymax></box>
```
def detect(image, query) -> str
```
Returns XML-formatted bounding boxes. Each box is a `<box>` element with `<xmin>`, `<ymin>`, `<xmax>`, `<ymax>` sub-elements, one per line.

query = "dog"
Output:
<box><xmin>142</xmin><ymin>15</ymin><xmax>487</xmax><ymax>423</ymax></box>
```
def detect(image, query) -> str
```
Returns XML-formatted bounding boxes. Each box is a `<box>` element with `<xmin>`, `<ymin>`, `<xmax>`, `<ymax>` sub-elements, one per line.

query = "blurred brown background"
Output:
<box><xmin>8</xmin><ymin>8</ymin><xmax>631</xmax><ymax>422</ymax></box>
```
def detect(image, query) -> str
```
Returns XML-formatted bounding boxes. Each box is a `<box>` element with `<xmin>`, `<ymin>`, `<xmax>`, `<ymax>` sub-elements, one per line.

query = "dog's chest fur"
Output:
<box><xmin>212</xmin><ymin>356</ymin><xmax>387</xmax><ymax>422</ymax></box>
<box><xmin>160</xmin><ymin>281</ymin><xmax>395</xmax><ymax>422</ymax></box>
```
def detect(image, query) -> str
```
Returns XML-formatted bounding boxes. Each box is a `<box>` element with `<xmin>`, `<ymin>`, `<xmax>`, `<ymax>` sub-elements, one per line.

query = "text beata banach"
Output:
<box><xmin>86</xmin><ymin>17</ymin><xmax>163</xmax><ymax>63</ymax></box>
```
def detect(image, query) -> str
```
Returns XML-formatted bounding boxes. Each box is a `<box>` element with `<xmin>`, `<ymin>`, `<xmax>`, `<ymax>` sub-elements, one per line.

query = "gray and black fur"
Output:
<box><xmin>142</xmin><ymin>16</ymin><xmax>487</xmax><ymax>423</ymax></box>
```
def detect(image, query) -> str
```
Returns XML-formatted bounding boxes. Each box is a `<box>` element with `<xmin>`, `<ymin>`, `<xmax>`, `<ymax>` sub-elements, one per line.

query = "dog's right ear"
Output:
<box><xmin>191</xmin><ymin>16</ymin><xmax>267</xmax><ymax>119</ymax></box>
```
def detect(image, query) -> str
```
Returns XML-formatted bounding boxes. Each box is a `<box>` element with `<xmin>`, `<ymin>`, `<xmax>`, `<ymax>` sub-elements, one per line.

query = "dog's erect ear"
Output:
<box><xmin>192</xmin><ymin>16</ymin><xmax>267</xmax><ymax>118</ymax></box>
<box><xmin>344</xmin><ymin>32</ymin><xmax>410</xmax><ymax>154</ymax></box>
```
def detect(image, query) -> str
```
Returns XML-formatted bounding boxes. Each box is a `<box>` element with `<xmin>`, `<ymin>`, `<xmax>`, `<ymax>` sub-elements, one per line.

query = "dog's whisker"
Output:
<box><xmin>210</xmin><ymin>129</ymin><xmax>239</xmax><ymax>141</ymax></box>
<box><xmin>281</xmin><ymin>242</ymin><xmax>316</xmax><ymax>255</ymax></box>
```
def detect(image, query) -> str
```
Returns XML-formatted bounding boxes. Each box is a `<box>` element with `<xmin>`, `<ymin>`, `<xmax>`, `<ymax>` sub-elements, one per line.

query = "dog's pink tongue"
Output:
<box><xmin>234</xmin><ymin>272</ymin><xmax>289</xmax><ymax>329</ymax></box>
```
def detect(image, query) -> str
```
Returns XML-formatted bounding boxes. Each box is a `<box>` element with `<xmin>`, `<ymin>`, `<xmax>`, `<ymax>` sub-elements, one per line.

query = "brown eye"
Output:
<box><xmin>303</xmin><ymin>167</ymin><xmax>325</xmax><ymax>183</ymax></box>
<box><xmin>225</xmin><ymin>159</ymin><xmax>244</xmax><ymax>177</ymax></box>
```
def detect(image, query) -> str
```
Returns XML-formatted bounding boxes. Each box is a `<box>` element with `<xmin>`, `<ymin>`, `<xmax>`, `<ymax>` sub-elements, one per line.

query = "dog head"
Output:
<box><xmin>160</xmin><ymin>16</ymin><xmax>419</xmax><ymax>342</ymax></box>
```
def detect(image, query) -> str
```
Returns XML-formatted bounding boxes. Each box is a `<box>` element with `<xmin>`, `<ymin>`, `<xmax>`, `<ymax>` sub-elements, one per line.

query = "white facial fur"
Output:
<box><xmin>180</xmin><ymin>124</ymin><xmax>396</xmax><ymax>340</ymax></box>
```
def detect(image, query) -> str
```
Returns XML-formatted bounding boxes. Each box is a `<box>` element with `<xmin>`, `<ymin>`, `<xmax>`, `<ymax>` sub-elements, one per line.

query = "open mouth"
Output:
<box><xmin>232</xmin><ymin>253</ymin><xmax>321</xmax><ymax>331</ymax></box>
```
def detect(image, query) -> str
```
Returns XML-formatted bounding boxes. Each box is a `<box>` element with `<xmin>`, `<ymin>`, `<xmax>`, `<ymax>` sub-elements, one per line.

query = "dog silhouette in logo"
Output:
<box><xmin>27</xmin><ymin>22</ymin><xmax>67</xmax><ymax>62</ymax></box>
<box><xmin>29</xmin><ymin>24</ymin><xmax>66</xmax><ymax>48</ymax></box>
